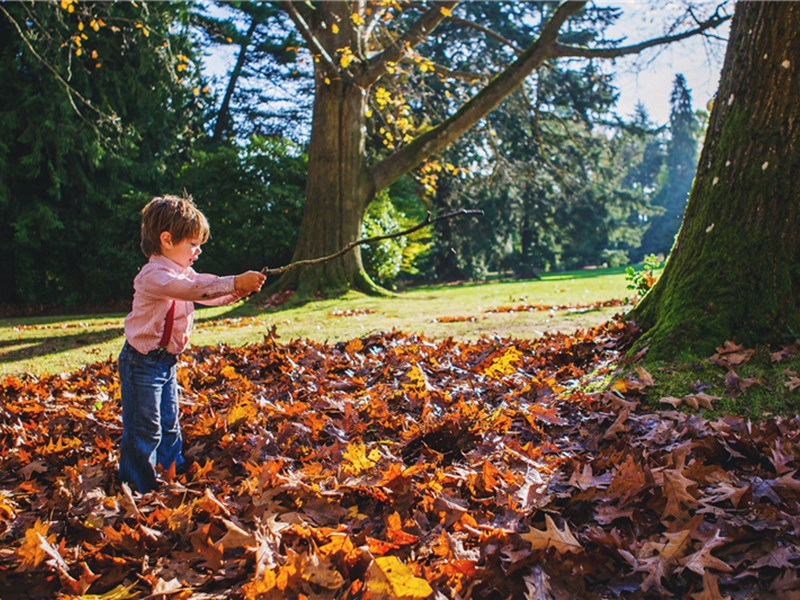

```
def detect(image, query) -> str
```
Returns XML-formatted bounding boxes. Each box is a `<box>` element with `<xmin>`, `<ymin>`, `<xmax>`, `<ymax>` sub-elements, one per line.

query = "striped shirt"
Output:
<box><xmin>124</xmin><ymin>254</ymin><xmax>243</xmax><ymax>355</ymax></box>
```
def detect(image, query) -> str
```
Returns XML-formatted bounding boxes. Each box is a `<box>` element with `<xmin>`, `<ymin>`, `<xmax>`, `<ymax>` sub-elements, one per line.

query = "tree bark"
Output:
<box><xmin>275</xmin><ymin>71</ymin><xmax>380</xmax><ymax>297</ymax></box>
<box><xmin>630</xmin><ymin>1</ymin><xmax>800</xmax><ymax>356</ymax></box>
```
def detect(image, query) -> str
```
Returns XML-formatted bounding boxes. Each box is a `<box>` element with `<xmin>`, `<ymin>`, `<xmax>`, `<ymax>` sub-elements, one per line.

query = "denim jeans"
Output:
<box><xmin>118</xmin><ymin>341</ymin><xmax>184</xmax><ymax>493</ymax></box>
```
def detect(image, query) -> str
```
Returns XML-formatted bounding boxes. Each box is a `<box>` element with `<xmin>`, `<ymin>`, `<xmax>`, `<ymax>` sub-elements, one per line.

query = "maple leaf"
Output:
<box><xmin>607</xmin><ymin>454</ymin><xmax>651</xmax><ymax>504</ymax></box>
<box><xmin>365</xmin><ymin>556</ymin><xmax>433</xmax><ymax>599</ymax></box>
<box><xmin>342</xmin><ymin>439</ymin><xmax>380</xmax><ymax>475</ymax></box>
<box><xmin>659</xmin><ymin>467</ymin><xmax>700</xmax><ymax>520</ymax></box>
<box><xmin>784</xmin><ymin>370</ymin><xmax>800</xmax><ymax>391</ymax></box>
<box><xmin>678</xmin><ymin>531</ymin><xmax>733</xmax><ymax>576</ymax></box>
<box><xmin>520</xmin><ymin>515</ymin><xmax>582</xmax><ymax>555</ymax></box>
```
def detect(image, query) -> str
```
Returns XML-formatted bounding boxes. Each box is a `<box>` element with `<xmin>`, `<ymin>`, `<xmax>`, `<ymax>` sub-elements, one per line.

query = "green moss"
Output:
<box><xmin>638</xmin><ymin>346</ymin><xmax>800</xmax><ymax>418</ymax></box>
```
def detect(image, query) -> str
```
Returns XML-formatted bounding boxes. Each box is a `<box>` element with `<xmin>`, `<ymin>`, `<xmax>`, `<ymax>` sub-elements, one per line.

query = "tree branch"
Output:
<box><xmin>0</xmin><ymin>5</ymin><xmax>117</xmax><ymax>132</ymax></box>
<box><xmin>280</xmin><ymin>0</ymin><xmax>348</xmax><ymax>81</ymax></box>
<box><xmin>261</xmin><ymin>209</ymin><xmax>483</xmax><ymax>276</ymax></box>
<box><xmin>550</xmin><ymin>13</ymin><xmax>730</xmax><ymax>59</ymax></box>
<box><xmin>362</xmin><ymin>0</ymin><xmax>460</xmax><ymax>87</ymax></box>
<box><xmin>370</xmin><ymin>0</ymin><xmax>586</xmax><ymax>192</ymax></box>
<box><xmin>446</xmin><ymin>15</ymin><xmax>523</xmax><ymax>54</ymax></box>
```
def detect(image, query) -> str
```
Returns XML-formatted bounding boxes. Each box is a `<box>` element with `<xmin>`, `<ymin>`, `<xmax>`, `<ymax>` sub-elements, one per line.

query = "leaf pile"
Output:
<box><xmin>1</xmin><ymin>321</ymin><xmax>799</xmax><ymax>599</ymax></box>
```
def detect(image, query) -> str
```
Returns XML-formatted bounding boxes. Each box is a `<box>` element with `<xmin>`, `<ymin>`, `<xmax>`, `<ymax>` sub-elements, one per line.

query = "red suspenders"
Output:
<box><xmin>158</xmin><ymin>300</ymin><xmax>175</xmax><ymax>350</ymax></box>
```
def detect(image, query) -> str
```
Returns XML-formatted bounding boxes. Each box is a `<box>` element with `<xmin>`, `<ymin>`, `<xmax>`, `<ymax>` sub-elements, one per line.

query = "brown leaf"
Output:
<box><xmin>691</xmin><ymin>571</ymin><xmax>732</xmax><ymax>600</ymax></box>
<box><xmin>709</xmin><ymin>341</ymin><xmax>754</xmax><ymax>368</ymax></box>
<box><xmin>678</xmin><ymin>531</ymin><xmax>733</xmax><ymax>576</ymax></box>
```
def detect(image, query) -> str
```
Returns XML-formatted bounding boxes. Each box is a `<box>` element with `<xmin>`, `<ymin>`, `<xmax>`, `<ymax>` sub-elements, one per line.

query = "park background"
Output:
<box><xmin>3</xmin><ymin>2</ymin><xmax>800</xmax><ymax>599</ymax></box>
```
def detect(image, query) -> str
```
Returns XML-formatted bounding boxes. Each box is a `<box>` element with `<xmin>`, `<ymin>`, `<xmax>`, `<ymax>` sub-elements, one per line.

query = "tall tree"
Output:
<box><xmin>273</xmin><ymin>0</ymin><xmax>728</xmax><ymax>298</ymax></box>
<box><xmin>640</xmin><ymin>74</ymin><xmax>700</xmax><ymax>257</ymax></box>
<box><xmin>631</xmin><ymin>1</ymin><xmax>800</xmax><ymax>357</ymax></box>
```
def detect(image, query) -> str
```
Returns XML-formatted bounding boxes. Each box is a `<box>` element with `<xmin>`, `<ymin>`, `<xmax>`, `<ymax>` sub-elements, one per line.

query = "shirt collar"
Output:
<box><xmin>150</xmin><ymin>253</ymin><xmax>188</xmax><ymax>273</ymax></box>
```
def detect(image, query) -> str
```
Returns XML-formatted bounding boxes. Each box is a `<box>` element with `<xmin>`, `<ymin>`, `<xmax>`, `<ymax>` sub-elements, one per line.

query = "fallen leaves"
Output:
<box><xmin>0</xmin><ymin>323</ymin><xmax>799</xmax><ymax>598</ymax></box>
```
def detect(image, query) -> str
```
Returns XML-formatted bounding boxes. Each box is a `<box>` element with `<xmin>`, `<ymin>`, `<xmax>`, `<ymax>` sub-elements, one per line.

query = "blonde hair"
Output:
<box><xmin>139</xmin><ymin>194</ymin><xmax>210</xmax><ymax>257</ymax></box>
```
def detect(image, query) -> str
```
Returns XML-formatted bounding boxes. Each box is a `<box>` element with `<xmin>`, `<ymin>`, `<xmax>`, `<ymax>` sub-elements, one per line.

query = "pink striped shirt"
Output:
<box><xmin>124</xmin><ymin>255</ymin><xmax>244</xmax><ymax>355</ymax></box>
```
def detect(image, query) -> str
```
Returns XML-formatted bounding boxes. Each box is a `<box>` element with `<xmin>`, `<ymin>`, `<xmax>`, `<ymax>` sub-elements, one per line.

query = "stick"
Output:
<box><xmin>261</xmin><ymin>208</ymin><xmax>483</xmax><ymax>276</ymax></box>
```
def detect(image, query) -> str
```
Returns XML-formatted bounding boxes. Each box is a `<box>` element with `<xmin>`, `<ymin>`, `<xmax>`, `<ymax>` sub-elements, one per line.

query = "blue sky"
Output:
<box><xmin>604</xmin><ymin>1</ymin><xmax>730</xmax><ymax>123</ymax></box>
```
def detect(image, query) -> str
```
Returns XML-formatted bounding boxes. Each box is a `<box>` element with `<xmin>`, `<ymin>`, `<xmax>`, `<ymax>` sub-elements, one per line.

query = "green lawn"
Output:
<box><xmin>0</xmin><ymin>267</ymin><xmax>632</xmax><ymax>376</ymax></box>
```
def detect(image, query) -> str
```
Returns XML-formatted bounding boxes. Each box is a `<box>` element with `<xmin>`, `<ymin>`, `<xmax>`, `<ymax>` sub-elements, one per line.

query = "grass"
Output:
<box><xmin>0</xmin><ymin>266</ymin><xmax>632</xmax><ymax>377</ymax></box>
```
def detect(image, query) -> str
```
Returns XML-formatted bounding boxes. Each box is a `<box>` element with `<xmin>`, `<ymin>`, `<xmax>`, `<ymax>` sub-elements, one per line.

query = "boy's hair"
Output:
<box><xmin>140</xmin><ymin>194</ymin><xmax>210</xmax><ymax>257</ymax></box>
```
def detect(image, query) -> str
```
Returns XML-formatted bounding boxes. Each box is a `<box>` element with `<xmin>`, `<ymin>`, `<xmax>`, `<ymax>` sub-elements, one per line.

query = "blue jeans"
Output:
<box><xmin>118</xmin><ymin>341</ymin><xmax>184</xmax><ymax>493</ymax></box>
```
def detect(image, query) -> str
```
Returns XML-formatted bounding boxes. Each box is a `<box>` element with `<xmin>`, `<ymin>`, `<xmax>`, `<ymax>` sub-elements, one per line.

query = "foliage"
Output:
<box><xmin>361</xmin><ymin>191</ymin><xmax>409</xmax><ymax>288</ymax></box>
<box><xmin>0</xmin><ymin>1</ymin><xmax>208</xmax><ymax>306</ymax></box>
<box><xmin>625</xmin><ymin>253</ymin><xmax>663</xmax><ymax>299</ymax></box>
<box><xmin>176</xmin><ymin>136</ymin><xmax>307</xmax><ymax>276</ymax></box>
<box><xmin>640</xmin><ymin>74</ymin><xmax>703</xmax><ymax>257</ymax></box>
<box><xmin>1</xmin><ymin>322</ymin><xmax>799</xmax><ymax>598</ymax></box>
<box><xmin>195</xmin><ymin>1</ymin><xmax>312</xmax><ymax>143</ymax></box>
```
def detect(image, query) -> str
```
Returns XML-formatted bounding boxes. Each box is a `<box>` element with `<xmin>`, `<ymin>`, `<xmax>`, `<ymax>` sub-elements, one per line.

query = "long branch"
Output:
<box><xmin>261</xmin><ymin>209</ymin><xmax>483</xmax><ymax>276</ymax></box>
<box><xmin>551</xmin><ymin>13</ymin><xmax>731</xmax><ymax>59</ymax></box>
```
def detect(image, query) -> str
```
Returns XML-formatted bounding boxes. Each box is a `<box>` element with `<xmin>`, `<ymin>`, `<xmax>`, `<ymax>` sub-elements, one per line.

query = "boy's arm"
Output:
<box><xmin>140</xmin><ymin>266</ymin><xmax>266</xmax><ymax>304</ymax></box>
<box><xmin>195</xmin><ymin>270</ymin><xmax>266</xmax><ymax>306</ymax></box>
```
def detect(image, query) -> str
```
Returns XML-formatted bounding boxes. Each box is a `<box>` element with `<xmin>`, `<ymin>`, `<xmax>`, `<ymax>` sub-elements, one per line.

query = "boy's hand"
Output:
<box><xmin>234</xmin><ymin>271</ymin><xmax>267</xmax><ymax>294</ymax></box>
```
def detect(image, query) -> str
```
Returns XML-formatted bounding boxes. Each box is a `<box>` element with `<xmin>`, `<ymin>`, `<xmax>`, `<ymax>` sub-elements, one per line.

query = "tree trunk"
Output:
<box><xmin>275</xmin><ymin>72</ymin><xmax>380</xmax><ymax>297</ymax></box>
<box><xmin>631</xmin><ymin>1</ymin><xmax>800</xmax><ymax>357</ymax></box>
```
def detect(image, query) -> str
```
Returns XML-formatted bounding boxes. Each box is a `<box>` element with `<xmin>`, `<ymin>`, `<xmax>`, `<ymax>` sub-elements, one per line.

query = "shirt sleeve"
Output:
<box><xmin>139</xmin><ymin>264</ymin><xmax>237</xmax><ymax>302</ymax></box>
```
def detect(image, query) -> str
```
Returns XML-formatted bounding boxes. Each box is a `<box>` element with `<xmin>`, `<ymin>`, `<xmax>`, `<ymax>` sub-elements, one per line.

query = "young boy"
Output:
<box><xmin>119</xmin><ymin>194</ymin><xmax>266</xmax><ymax>493</ymax></box>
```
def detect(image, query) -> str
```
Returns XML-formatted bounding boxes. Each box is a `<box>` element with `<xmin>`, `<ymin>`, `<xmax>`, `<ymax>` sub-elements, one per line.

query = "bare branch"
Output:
<box><xmin>261</xmin><ymin>209</ymin><xmax>483</xmax><ymax>276</ymax></box>
<box><xmin>550</xmin><ymin>12</ymin><xmax>730</xmax><ymax>60</ymax></box>
<box><xmin>362</xmin><ymin>0</ymin><xmax>460</xmax><ymax>87</ymax></box>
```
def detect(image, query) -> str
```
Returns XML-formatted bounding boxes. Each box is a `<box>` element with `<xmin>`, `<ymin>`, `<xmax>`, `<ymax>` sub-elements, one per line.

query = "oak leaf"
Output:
<box><xmin>520</xmin><ymin>515</ymin><xmax>582</xmax><ymax>555</ymax></box>
<box><xmin>678</xmin><ymin>531</ymin><xmax>733</xmax><ymax>576</ymax></box>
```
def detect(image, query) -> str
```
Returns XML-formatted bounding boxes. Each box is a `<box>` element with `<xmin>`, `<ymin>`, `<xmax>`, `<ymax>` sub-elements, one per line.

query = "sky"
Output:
<box><xmin>603</xmin><ymin>1</ymin><xmax>731</xmax><ymax>124</ymax></box>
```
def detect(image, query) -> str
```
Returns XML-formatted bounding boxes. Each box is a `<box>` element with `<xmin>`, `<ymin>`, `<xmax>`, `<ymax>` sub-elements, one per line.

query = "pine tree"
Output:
<box><xmin>640</xmin><ymin>74</ymin><xmax>700</xmax><ymax>258</ymax></box>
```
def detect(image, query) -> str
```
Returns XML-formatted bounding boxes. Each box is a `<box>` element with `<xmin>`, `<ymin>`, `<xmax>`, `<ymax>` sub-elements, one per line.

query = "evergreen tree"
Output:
<box><xmin>640</xmin><ymin>74</ymin><xmax>701</xmax><ymax>257</ymax></box>
<box><xmin>0</xmin><ymin>2</ymin><xmax>207</xmax><ymax>306</ymax></box>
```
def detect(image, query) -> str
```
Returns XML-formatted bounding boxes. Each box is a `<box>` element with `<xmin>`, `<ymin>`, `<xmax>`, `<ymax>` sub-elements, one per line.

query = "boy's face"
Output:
<box><xmin>161</xmin><ymin>233</ymin><xmax>203</xmax><ymax>269</ymax></box>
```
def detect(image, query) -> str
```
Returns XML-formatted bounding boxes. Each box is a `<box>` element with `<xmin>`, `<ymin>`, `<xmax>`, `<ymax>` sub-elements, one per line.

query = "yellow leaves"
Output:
<box><xmin>520</xmin><ymin>514</ymin><xmax>583</xmax><ymax>555</ymax></box>
<box><xmin>60</xmin><ymin>0</ymin><xmax>76</xmax><ymax>13</ymax></box>
<box><xmin>350</xmin><ymin>12</ymin><xmax>365</xmax><ymax>26</ymax></box>
<box><xmin>342</xmin><ymin>440</ymin><xmax>381</xmax><ymax>475</ymax></box>
<box><xmin>176</xmin><ymin>53</ymin><xmax>190</xmax><ymax>73</ymax></box>
<box><xmin>440</xmin><ymin>7</ymin><xmax>453</xmax><ymax>17</ymax></box>
<box><xmin>482</xmin><ymin>346</ymin><xmax>523</xmax><ymax>379</ymax></box>
<box><xmin>339</xmin><ymin>46</ymin><xmax>356</xmax><ymax>69</ymax></box>
<box><xmin>331</xmin><ymin>23</ymin><xmax>340</xmax><ymax>34</ymax></box>
<box><xmin>44</xmin><ymin>436</ymin><xmax>82</xmax><ymax>455</ymax></box>
<box><xmin>365</xmin><ymin>556</ymin><xmax>433</xmax><ymax>600</ymax></box>
<box><xmin>375</xmin><ymin>86</ymin><xmax>392</xmax><ymax>108</ymax></box>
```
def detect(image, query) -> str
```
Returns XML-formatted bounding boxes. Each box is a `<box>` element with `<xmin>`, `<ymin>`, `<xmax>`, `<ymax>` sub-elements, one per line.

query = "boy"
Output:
<box><xmin>119</xmin><ymin>194</ymin><xmax>265</xmax><ymax>493</ymax></box>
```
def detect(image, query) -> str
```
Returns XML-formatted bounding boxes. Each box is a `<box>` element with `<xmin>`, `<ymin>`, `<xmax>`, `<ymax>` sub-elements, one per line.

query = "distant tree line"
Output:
<box><xmin>0</xmin><ymin>1</ymin><xmax>706</xmax><ymax>308</ymax></box>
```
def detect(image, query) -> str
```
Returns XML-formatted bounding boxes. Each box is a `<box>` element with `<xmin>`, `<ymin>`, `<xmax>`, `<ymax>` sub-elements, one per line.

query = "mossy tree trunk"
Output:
<box><xmin>631</xmin><ymin>1</ymin><xmax>800</xmax><ymax>357</ymax></box>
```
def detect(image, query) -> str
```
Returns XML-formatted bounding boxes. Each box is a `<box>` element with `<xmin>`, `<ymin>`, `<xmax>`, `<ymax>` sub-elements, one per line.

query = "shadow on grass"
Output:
<box><xmin>0</xmin><ymin>327</ymin><xmax>124</xmax><ymax>365</ymax></box>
